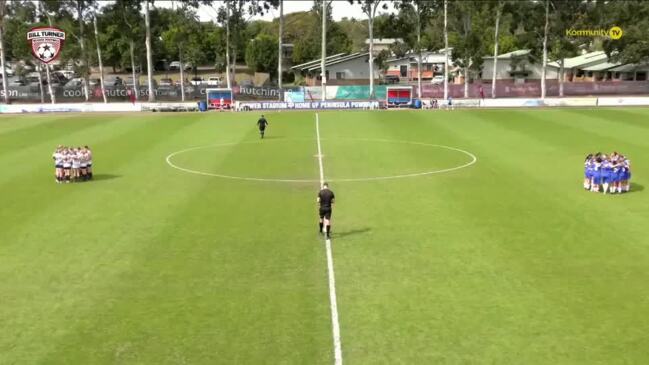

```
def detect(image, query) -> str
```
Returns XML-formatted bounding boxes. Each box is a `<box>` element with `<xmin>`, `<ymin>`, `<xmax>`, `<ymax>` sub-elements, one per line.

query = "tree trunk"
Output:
<box><xmin>368</xmin><ymin>15</ymin><xmax>374</xmax><ymax>99</ymax></box>
<box><xmin>129</xmin><ymin>40</ymin><xmax>139</xmax><ymax>100</ymax></box>
<box><xmin>44</xmin><ymin>10</ymin><xmax>55</xmax><ymax>103</ymax></box>
<box><xmin>77</xmin><ymin>2</ymin><xmax>89</xmax><ymax>101</ymax></box>
<box><xmin>0</xmin><ymin>0</ymin><xmax>9</xmax><ymax>104</ymax></box>
<box><xmin>559</xmin><ymin>58</ymin><xmax>565</xmax><ymax>97</ymax></box>
<box><xmin>541</xmin><ymin>0</ymin><xmax>549</xmax><ymax>100</ymax></box>
<box><xmin>416</xmin><ymin>12</ymin><xmax>422</xmax><ymax>99</ymax></box>
<box><xmin>179</xmin><ymin>47</ymin><xmax>185</xmax><ymax>102</ymax></box>
<box><xmin>277</xmin><ymin>0</ymin><xmax>283</xmax><ymax>92</ymax></box>
<box><xmin>144</xmin><ymin>0</ymin><xmax>155</xmax><ymax>101</ymax></box>
<box><xmin>45</xmin><ymin>64</ymin><xmax>56</xmax><ymax>104</ymax></box>
<box><xmin>464</xmin><ymin>67</ymin><xmax>469</xmax><ymax>98</ymax></box>
<box><xmin>231</xmin><ymin>49</ymin><xmax>237</xmax><ymax>87</ymax></box>
<box><xmin>443</xmin><ymin>0</ymin><xmax>449</xmax><ymax>100</ymax></box>
<box><xmin>491</xmin><ymin>2</ymin><xmax>501</xmax><ymax>99</ymax></box>
<box><xmin>225</xmin><ymin>3</ymin><xmax>231</xmax><ymax>89</ymax></box>
<box><xmin>93</xmin><ymin>16</ymin><xmax>107</xmax><ymax>103</ymax></box>
<box><xmin>321</xmin><ymin>0</ymin><xmax>326</xmax><ymax>101</ymax></box>
<box><xmin>37</xmin><ymin>63</ymin><xmax>45</xmax><ymax>103</ymax></box>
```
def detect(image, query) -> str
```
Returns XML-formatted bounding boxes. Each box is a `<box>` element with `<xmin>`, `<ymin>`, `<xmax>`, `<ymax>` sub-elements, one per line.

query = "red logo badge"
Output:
<box><xmin>27</xmin><ymin>27</ymin><xmax>66</xmax><ymax>64</ymax></box>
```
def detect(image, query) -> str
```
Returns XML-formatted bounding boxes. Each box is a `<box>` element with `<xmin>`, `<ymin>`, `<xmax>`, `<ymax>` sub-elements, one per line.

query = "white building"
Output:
<box><xmin>482</xmin><ymin>50</ymin><xmax>559</xmax><ymax>82</ymax></box>
<box><xmin>366</xmin><ymin>38</ymin><xmax>404</xmax><ymax>54</ymax></box>
<box><xmin>291</xmin><ymin>53</ymin><xmax>379</xmax><ymax>86</ymax></box>
<box><xmin>385</xmin><ymin>49</ymin><xmax>453</xmax><ymax>81</ymax></box>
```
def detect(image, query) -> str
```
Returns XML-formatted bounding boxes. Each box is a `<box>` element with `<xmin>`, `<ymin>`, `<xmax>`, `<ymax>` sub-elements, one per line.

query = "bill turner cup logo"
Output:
<box><xmin>27</xmin><ymin>27</ymin><xmax>66</xmax><ymax>63</ymax></box>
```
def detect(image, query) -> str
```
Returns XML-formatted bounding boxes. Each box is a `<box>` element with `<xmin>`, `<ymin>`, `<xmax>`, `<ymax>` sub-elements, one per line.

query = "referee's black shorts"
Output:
<box><xmin>319</xmin><ymin>207</ymin><xmax>332</xmax><ymax>219</ymax></box>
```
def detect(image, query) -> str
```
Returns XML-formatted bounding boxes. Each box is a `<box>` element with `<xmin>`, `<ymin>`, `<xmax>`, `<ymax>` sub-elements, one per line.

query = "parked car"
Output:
<box><xmin>206</xmin><ymin>76</ymin><xmax>222</xmax><ymax>86</ymax></box>
<box><xmin>105</xmin><ymin>76</ymin><xmax>124</xmax><ymax>86</ymax></box>
<box><xmin>382</xmin><ymin>75</ymin><xmax>400</xmax><ymax>84</ymax></box>
<box><xmin>55</xmin><ymin>70</ymin><xmax>76</xmax><ymax>80</ymax></box>
<box><xmin>154</xmin><ymin>60</ymin><xmax>169</xmax><ymax>71</ymax></box>
<box><xmin>8</xmin><ymin>77</ymin><xmax>26</xmax><ymax>86</ymax></box>
<box><xmin>169</xmin><ymin>61</ymin><xmax>193</xmax><ymax>71</ymax></box>
<box><xmin>125</xmin><ymin>76</ymin><xmax>139</xmax><ymax>87</ymax></box>
<box><xmin>190</xmin><ymin>76</ymin><xmax>204</xmax><ymax>86</ymax></box>
<box><xmin>125</xmin><ymin>65</ymin><xmax>141</xmax><ymax>73</ymax></box>
<box><xmin>159</xmin><ymin>78</ymin><xmax>173</xmax><ymax>87</ymax></box>
<box><xmin>64</xmin><ymin>77</ymin><xmax>99</xmax><ymax>88</ymax></box>
<box><xmin>431</xmin><ymin>75</ymin><xmax>445</xmax><ymax>85</ymax></box>
<box><xmin>25</xmin><ymin>75</ymin><xmax>41</xmax><ymax>86</ymax></box>
<box><xmin>238</xmin><ymin>79</ymin><xmax>253</xmax><ymax>87</ymax></box>
<box><xmin>2</xmin><ymin>66</ymin><xmax>15</xmax><ymax>76</ymax></box>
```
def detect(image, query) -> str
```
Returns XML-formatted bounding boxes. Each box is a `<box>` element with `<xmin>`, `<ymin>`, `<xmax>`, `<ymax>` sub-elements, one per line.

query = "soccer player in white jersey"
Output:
<box><xmin>53</xmin><ymin>146</ymin><xmax>64</xmax><ymax>183</ymax></box>
<box><xmin>85</xmin><ymin>146</ymin><xmax>93</xmax><ymax>180</ymax></box>
<box><xmin>79</xmin><ymin>148</ymin><xmax>88</xmax><ymax>181</ymax></box>
<box><xmin>62</xmin><ymin>148</ymin><xmax>72</xmax><ymax>183</ymax></box>
<box><xmin>71</xmin><ymin>148</ymin><xmax>81</xmax><ymax>181</ymax></box>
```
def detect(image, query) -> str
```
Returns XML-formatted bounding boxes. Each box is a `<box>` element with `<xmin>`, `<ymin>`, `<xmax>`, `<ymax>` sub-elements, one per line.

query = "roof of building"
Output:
<box><xmin>582</xmin><ymin>61</ymin><xmax>622</xmax><ymax>71</ymax></box>
<box><xmin>291</xmin><ymin>53</ymin><xmax>347</xmax><ymax>71</ymax></box>
<box><xmin>483</xmin><ymin>49</ymin><xmax>531</xmax><ymax>60</ymax></box>
<box><xmin>306</xmin><ymin>53</ymin><xmax>369</xmax><ymax>72</ymax></box>
<box><xmin>548</xmin><ymin>51</ymin><xmax>608</xmax><ymax>69</ymax></box>
<box><xmin>386</xmin><ymin>51</ymin><xmax>451</xmax><ymax>65</ymax></box>
<box><xmin>609</xmin><ymin>63</ymin><xmax>649</xmax><ymax>72</ymax></box>
<box><xmin>365</xmin><ymin>38</ymin><xmax>403</xmax><ymax>45</ymax></box>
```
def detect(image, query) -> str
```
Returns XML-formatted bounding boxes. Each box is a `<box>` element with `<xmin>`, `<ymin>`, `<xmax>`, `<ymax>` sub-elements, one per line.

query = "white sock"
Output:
<box><xmin>603</xmin><ymin>183</ymin><xmax>609</xmax><ymax>193</ymax></box>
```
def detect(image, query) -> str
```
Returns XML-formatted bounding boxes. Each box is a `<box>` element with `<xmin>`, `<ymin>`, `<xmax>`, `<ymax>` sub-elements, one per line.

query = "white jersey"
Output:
<box><xmin>62</xmin><ymin>155</ymin><xmax>72</xmax><ymax>168</ymax></box>
<box><xmin>72</xmin><ymin>152</ymin><xmax>81</xmax><ymax>168</ymax></box>
<box><xmin>53</xmin><ymin>152</ymin><xmax>63</xmax><ymax>166</ymax></box>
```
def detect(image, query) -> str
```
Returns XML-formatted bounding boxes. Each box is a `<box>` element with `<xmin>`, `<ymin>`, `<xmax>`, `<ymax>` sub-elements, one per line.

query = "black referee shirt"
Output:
<box><xmin>318</xmin><ymin>189</ymin><xmax>335</xmax><ymax>209</ymax></box>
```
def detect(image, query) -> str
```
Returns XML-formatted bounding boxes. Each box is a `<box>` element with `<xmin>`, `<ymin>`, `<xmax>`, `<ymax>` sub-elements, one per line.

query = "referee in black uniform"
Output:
<box><xmin>317</xmin><ymin>182</ymin><xmax>335</xmax><ymax>239</ymax></box>
<box><xmin>257</xmin><ymin>114</ymin><xmax>268</xmax><ymax>139</ymax></box>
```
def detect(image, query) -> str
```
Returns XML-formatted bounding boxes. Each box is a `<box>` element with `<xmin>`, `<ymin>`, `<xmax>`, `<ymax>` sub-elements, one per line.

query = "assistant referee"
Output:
<box><xmin>317</xmin><ymin>182</ymin><xmax>335</xmax><ymax>239</ymax></box>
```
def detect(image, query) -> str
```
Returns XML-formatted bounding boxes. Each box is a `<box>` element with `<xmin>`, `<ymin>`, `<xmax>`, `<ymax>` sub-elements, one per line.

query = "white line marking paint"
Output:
<box><xmin>165</xmin><ymin>139</ymin><xmax>477</xmax><ymax>183</ymax></box>
<box><xmin>316</xmin><ymin>113</ymin><xmax>343</xmax><ymax>365</ymax></box>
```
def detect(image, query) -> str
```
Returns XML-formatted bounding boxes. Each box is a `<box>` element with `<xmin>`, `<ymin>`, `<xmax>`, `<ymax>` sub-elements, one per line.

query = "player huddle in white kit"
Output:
<box><xmin>52</xmin><ymin>145</ymin><xmax>93</xmax><ymax>183</ymax></box>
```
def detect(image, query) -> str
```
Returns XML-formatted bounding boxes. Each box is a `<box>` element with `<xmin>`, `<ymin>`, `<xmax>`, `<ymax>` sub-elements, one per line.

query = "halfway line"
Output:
<box><xmin>315</xmin><ymin>113</ymin><xmax>343</xmax><ymax>365</ymax></box>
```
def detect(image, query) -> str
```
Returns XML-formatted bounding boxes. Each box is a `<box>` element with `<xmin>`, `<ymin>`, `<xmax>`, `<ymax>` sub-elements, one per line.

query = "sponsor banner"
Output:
<box><xmin>0</xmin><ymin>102</ymin><xmax>141</xmax><ymax>114</ymax></box>
<box><xmin>597</xmin><ymin>97</ymin><xmax>649</xmax><ymax>106</ymax></box>
<box><xmin>237</xmin><ymin>86</ymin><xmax>282</xmax><ymax>99</ymax></box>
<box><xmin>236</xmin><ymin>100</ymin><xmax>381</xmax><ymax>110</ymax></box>
<box><xmin>480</xmin><ymin>98</ymin><xmax>543</xmax><ymax>108</ymax></box>
<box><xmin>541</xmin><ymin>98</ymin><xmax>598</xmax><ymax>107</ymax></box>
<box><xmin>284</xmin><ymin>89</ymin><xmax>305</xmax><ymax>102</ymax></box>
<box><xmin>303</xmin><ymin>86</ymin><xmax>340</xmax><ymax>101</ymax></box>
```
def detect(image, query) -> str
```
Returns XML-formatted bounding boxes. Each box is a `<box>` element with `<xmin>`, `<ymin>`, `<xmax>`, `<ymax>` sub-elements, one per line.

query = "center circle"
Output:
<box><xmin>165</xmin><ymin>138</ymin><xmax>477</xmax><ymax>183</ymax></box>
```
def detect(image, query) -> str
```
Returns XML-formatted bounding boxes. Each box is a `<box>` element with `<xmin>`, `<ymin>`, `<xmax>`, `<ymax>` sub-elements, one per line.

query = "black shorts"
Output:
<box><xmin>319</xmin><ymin>207</ymin><xmax>332</xmax><ymax>219</ymax></box>
<box><xmin>259</xmin><ymin>127</ymin><xmax>266</xmax><ymax>132</ymax></box>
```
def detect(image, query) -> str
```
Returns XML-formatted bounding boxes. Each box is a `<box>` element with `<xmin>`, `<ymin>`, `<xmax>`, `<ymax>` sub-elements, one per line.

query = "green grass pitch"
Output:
<box><xmin>1</xmin><ymin>108</ymin><xmax>648</xmax><ymax>364</ymax></box>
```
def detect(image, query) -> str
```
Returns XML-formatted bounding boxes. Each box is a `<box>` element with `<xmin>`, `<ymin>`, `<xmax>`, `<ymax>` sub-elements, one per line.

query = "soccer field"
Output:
<box><xmin>2</xmin><ymin>108</ymin><xmax>649</xmax><ymax>364</ymax></box>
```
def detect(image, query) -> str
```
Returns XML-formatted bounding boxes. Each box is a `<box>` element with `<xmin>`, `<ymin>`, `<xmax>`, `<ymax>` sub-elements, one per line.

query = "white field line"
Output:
<box><xmin>165</xmin><ymin>139</ymin><xmax>477</xmax><ymax>183</ymax></box>
<box><xmin>316</xmin><ymin>113</ymin><xmax>343</xmax><ymax>365</ymax></box>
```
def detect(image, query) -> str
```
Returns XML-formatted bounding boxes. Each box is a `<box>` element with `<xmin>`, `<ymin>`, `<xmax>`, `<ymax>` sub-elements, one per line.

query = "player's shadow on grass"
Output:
<box><xmin>261</xmin><ymin>135</ymin><xmax>282</xmax><ymax>140</ymax></box>
<box><xmin>628</xmin><ymin>183</ymin><xmax>644</xmax><ymax>194</ymax></box>
<box><xmin>334</xmin><ymin>227</ymin><xmax>371</xmax><ymax>239</ymax></box>
<box><xmin>91</xmin><ymin>174</ymin><xmax>121</xmax><ymax>182</ymax></box>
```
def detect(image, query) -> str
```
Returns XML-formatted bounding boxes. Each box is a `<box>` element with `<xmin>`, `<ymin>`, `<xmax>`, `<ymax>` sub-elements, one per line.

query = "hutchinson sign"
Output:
<box><xmin>27</xmin><ymin>27</ymin><xmax>66</xmax><ymax>63</ymax></box>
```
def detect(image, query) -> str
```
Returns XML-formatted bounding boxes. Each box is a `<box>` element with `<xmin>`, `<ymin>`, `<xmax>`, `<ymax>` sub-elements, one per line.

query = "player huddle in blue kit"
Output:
<box><xmin>583</xmin><ymin>152</ymin><xmax>632</xmax><ymax>194</ymax></box>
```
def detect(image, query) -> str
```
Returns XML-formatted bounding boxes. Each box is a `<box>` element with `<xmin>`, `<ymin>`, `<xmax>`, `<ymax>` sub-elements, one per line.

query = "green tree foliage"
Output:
<box><xmin>291</xmin><ymin>3</ymin><xmax>352</xmax><ymax>65</ymax></box>
<box><xmin>245</xmin><ymin>34</ymin><xmax>278</xmax><ymax>74</ymax></box>
<box><xmin>598</xmin><ymin>0</ymin><xmax>649</xmax><ymax>64</ymax></box>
